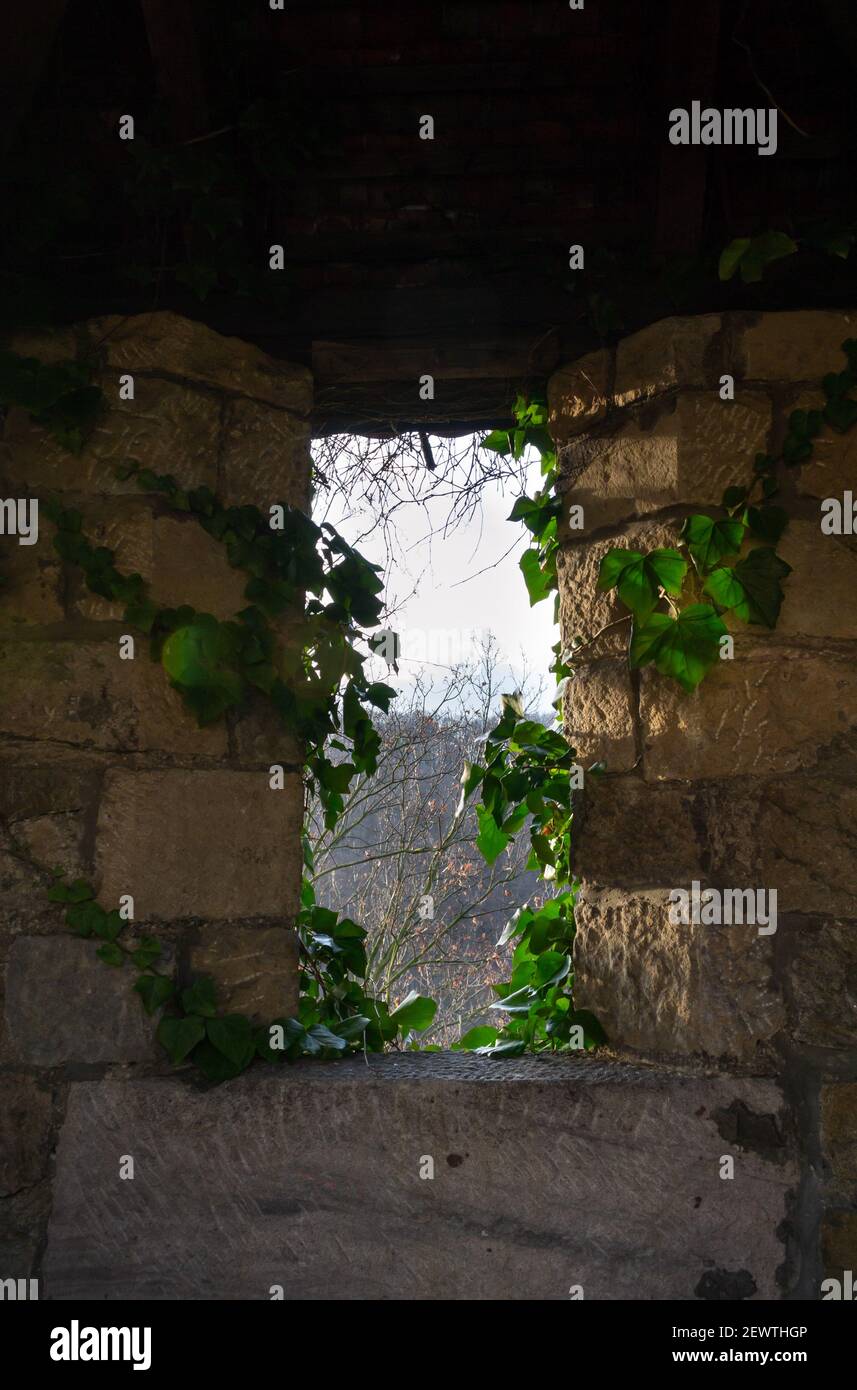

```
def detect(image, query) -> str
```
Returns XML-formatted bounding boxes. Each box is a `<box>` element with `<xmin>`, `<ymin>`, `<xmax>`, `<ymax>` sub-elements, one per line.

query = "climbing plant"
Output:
<box><xmin>718</xmin><ymin>222</ymin><xmax>856</xmax><ymax>284</ymax></box>
<box><xmin>457</xmin><ymin>336</ymin><xmax>857</xmax><ymax>1056</ymax></box>
<box><xmin>452</xmin><ymin>399</ymin><xmax>602</xmax><ymax>1057</ymax></box>
<box><xmin>45</xmin><ymin>871</ymin><xmax>432</xmax><ymax>1082</ymax></box>
<box><xmin>0</xmin><ymin>350</ymin><xmax>104</xmax><ymax>454</ymax></box>
<box><xmin>0</xmin><ymin>344</ymin><xmax>443</xmax><ymax>1078</ymax></box>
<box><xmin>9</xmin><ymin>332</ymin><xmax>857</xmax><ymax>1070</ymax></box>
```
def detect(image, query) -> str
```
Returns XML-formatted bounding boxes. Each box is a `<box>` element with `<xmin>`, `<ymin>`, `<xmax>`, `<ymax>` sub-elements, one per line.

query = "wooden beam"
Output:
<box><xmin>654</xmin><ymin>0</ymin><xmax>722</xmax><ymax>256</ymax></box>
<box><xmin>312</xmin><ymin>332</ymin><xmax>560</xmax><ymax>386</ymax></box>
<box><xmin>141</xmin><ymin>0</ymin><xmax>209</xmax><ymax>142</ymax></box>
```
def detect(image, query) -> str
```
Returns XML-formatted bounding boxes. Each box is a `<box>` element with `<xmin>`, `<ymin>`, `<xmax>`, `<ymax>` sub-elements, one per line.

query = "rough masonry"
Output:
<box><xmin>550</xmin><ymin>309</ymin><xmax>857</xmax><ymax>1286</ymax></box>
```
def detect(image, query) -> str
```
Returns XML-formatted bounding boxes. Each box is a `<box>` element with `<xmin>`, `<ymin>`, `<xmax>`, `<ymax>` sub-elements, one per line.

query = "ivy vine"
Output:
<box><xmin>9</xmin><ymin>332</ymin><xmax>857</xmax><ymax>1072</ymax></box>
<box><xmin>0</xmin><ymin>351</ymin><xmax>448</xmax><ymax>1077</ymax></box>
<box><xmin>0</xmin><ymin>350</ymin><xmax>104</xmax><ymax>454</ymax></box>
<box><xmin>455</xmin><ymin>337</ymin><xmax>857</xmax><ymax>1057</ymax></box>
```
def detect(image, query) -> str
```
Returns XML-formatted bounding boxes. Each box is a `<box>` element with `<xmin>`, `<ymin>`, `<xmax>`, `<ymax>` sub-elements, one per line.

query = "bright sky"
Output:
<box><xmin>318</xmin><ymin>439</ymin><xmax>558</xmax><ymax>694</ymax></box>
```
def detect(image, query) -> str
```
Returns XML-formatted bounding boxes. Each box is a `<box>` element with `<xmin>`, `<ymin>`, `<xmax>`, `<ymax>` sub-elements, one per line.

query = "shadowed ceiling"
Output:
<box><xmin>3</xmin><ymin>0</ymin><xmax>857</xmax><ymax>429</ymax></box>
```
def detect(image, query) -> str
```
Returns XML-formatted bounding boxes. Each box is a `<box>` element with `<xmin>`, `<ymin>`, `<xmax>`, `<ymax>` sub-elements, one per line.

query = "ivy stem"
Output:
<box><xmin>567</xmin><ymin>613</ymin><xmax>631</xmax><ymax>657</ymax></box>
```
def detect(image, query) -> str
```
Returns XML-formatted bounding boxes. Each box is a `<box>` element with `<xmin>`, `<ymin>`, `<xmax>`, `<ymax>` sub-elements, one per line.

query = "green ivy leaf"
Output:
<box><xmin>161</xmin><ymin>619</ymin><xmax>243</xmax><ymax>719</ymax></box>
<box><xmin>597</xmin><ymin>548</ymin><xmax>686</xmax><ymax>618</ymax></box>
<box><xmin>629</xmin><ymin>603</ymin><xmax>727</xmax><ymax>691</ymax></box>
<box><xmin>131</xmin><ymin>937</ymin><xmax>162</xmax><ymax>969</ymax></box>
<box><xmin>719</xmin><ymin>231</ymin><xmax>797</xmax><ymax>283</ymax></box>
<box><xmin>824</xmin><ymin>396</ymin><xmax>857</xmax><ymax>433</ymax></box>
<box><xmin>705</xmin><ymin>547</ymin><xmax>791</xmax><ymax>627</ymax></box>
<box><xmin>157</xmin><ymin>1014</ymin><xmax>205</xmax><ymax>1065</ymax></box>
<box><xmin>181</xmin><ymin>976</ymin><xmax>218</xmax><ymax>1018</ymax></box>
<box><xmin>476</xmin><ymin>1039</ymin><xmax>527</xmax><ymax>1057</ymax></box>
<box><xmin>746</xmin><ymin>505</ymin><xmax>788</xmax><ymax>545</ymax></box>
<box><xmin>65</xmin><ymin>901</ymin><xmax>115</xmax><ymax>939</ymax></box>
<box><xmin>567</xmin><ymin>1009</ymin><xmax>608</xmax><ymax>1048</ymax></box>
<box><xmin>134</xmin><ymin>974</ymin><xmax>175</xmax><ymax>1016</ymax></box>
<box><xmin>681</xmin><ymin>515</ymin><xmax>745</xmax><ymax>571</ymax></box>
<box><xmin>534</xmin><ymin>950</ymin><xmax>571</xmax><ymax>987</ymax></box>
<box><xmin>67</xmin><ymin>878</ymin><xmax>95</xmax><ymax>903</ymax></box>
<box><xmin>482</xmin><ymin>428</ymin><xmax>512</xmax><ymax>455</ymax></box>
<box><xmin>718</xmin><ymin>237</ymin><xmax>751</xmax><ymax>281</ymax></box>
<box><xmin>476</xmin><ymin>805</ymin><xmax>510</xmax><ymax>864</ymax></box>
<box><xmin>390</xmin><ymin>992</ymin><xmax>438</xmax><ymax>1033</ymax></box>
<box><xmin>332</xmin><ymin>1014</ymin><xmax>371</xmax><ymax>1042</ymax></box>
<box><xmin>519</xmin><ymin>548</ymin><xmax>552</xmax><ymax>606</ymax></box>
<box><xmin>95</xmin><ymin>942</ymin><xmax>124</xmax><ymax>967</ymax></box>
<box><xmin>702</xmin><ymin>565</ymin><xmax>745</xmax><ymax>612</ymax></box>
<box><xmin>206</xmin><ymin>1014</ymin><xmax>255</xmax><ymax>1067</ymax></box>
<box><xmin>191</xmin><ymin>1039</ymin><xmax>250</xmax><ymax>1083</ymax></box>
<box><xmin>721</xmin><ymin>485</ymin><xmax>748</xmax><ymax>510</ymax></box>
<box><xmin>305</xmin><ymin>1023</ymin><xmax>349</xmax><ymax>1052</ymax></box>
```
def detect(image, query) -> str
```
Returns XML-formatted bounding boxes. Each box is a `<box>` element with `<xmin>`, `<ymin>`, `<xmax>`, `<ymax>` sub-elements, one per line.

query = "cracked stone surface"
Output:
<box><xmin>43</xmin><ymin>1056</ymin><xmax>798</xmax><ymax>1300</ymax></box>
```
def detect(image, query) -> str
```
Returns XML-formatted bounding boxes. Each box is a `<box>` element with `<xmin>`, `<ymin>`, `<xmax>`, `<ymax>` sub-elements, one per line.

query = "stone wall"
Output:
<box><xmin>0</xmin><ymin>312</ymin><xmax>312</xmax><ymax>1277</ymax></box>
<box><xmin>2</xmin><ymin>307</ymin><xmax>852</xmax><ymax>1300</ymax></box>
<box><xmin>549</xmin><ymin>309</ymin><xmax>857</xmax><ymax>1286</ymax></box>
<box><xmin>40</xmin><ymin>1054</ymin><xmax>800</xmax><ymax>1301</ymax></box>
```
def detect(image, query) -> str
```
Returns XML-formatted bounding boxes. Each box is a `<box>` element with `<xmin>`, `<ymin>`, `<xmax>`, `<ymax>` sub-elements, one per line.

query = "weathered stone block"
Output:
<box><xmin>556</xmin><ymin>521</ymin><xmax>676</xmax><ymax>659</ymax></box>
<box><xmin>557</xmin><ymin>392</ymin><xmax>770</xmax><ymax>531</ymax></box>
<box><xmin>821</xmin><ymin>1084</ymin><xmax>857</xmax><ymax>1191</ymax></box>
<box><xmin>1</xmin><ymin>325</ymin><xmax>78</xmax><ymax>364</ymax></box>
<box><xmin>788</xmin><ymin>920</ymin><xmax>857</xmax><ymax>1049</ymax></box>
<box><xmin>821</xmin><ymin>1210</ymin><xmax>857</xmax><ymax>1281</ymax></box>
<box><xmin>96</xmin><ymin>769</ymin><xmax>303</xmax><ymax>920</ymax></box>
<box><xmin>741</xmin><ymin>310</ymin><xmax>857</xmax><ymax>383</ymax></box>
<box><xmin>0</xmin><ymin>1076</ymin><xmax>53</xmax><ymax>1195</ymax></box>
<box><xmin>1</xmin><ymin>376</ymin><xmax>220</xmax><ymax>496</ymax></box>
<box><xmin>43</xmin><ymin>1058</ymin><xmax>797</xmax><ymax>1300</ymax></box>
<box><xmin>70</xmin><ymin>501</ymin><xmax>249</xmax><ymax>622</ymax></box>
<box><xmin>613</xmin><ymin>314</ymin><xmax>721</xmax><ymax>406</ymax></box>
<box><xmin>705</xmin><ymin>777</ymin><xmax>857</xmax><ymax>917</ymax></box>
<box><xmin>0</xmin><ymin>539</ymin><xmax>63</xmax><ymax>628</ymax></box>
<box><xmin>13</xmin><ymin>811</ymin><xmax>88</xmax><ymax>881</ymax></box>
<box><xmin>87</xmin><ymin>311</ymin><xmax>313</xmax><ymax>414</ymax></box>
<box><xmin>641</xmin><ymin>650</ymin><xmax>857</xmax><ymax>780</ymax></box>
<box><xmin>789</xmin><ymin>386</ymin><xmax>857</xmax><ymax>501</ymax></box>
<box><xmin>547</xmin><ymin>349</ymin><xmax>611</xmax><ymax>442</ymax></box>
<box><xmin>562</xmin><ymin>659</ymin><xmax>636</xmax><ymax>771</ymax></box>
<box><xmin>220</xmin><ymin>397</ymin><xmax>312</xmax><ymax>508</ymax></box>
<box><xmin>5</xmin><ymin>936</ymin><xmax>157</xmax><ymax>1065</ymax></box>
<box><xmin>0</xmin><ymin>638</ymin><xmax>227</xmax><ymax>756</ymax></box>
<box><xmin>0</xmin><ymin>821</ymin><xmax>74</xmax><ymax>938</ymax></box>
<box><xmin>185</xmin><ymin>925</ymin><xmax>299</xmax><ymax>1023</ymax></box>
<box><xmin>576</xmin><ymin>778</ymin><xmax>702</xmax><ymax>888</ymax></box>
<box><xmin>230</xmin><ymin>687</ymin><xmax>304</xmax><ymax>767</ymax></box>
<box><xmin>0</xmin><ymin>751</ymin><xmax>104</xmax><ymax>823</ymax></box>
<box><xmin>0</xmin><ymin>1183</ymin><xmax>51</xmax><ymax>1279</ymax></box>
<box><xmin>774</xmin><ymin>522</ymin><xmax>857</xmax><ymax>641</ymax></box>
<box><xmin>573</xmin><ymin>889</ymin><xmax>785</xmax><ymax>1060</ymax></box>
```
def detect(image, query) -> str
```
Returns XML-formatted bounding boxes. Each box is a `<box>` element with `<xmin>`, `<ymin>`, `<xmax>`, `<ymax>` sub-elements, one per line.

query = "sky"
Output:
<box><xmin>317</xmin><ymin>439</ymin><xmax>558</xmax><ymax>700</ymax></box>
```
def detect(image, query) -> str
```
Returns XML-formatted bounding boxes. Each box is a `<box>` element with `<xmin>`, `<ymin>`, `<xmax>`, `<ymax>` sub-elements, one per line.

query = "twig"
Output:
<box><xmin>732</xmin><ymin>7</ymin><xmax>810</xmax><ymax>139</ymax></box>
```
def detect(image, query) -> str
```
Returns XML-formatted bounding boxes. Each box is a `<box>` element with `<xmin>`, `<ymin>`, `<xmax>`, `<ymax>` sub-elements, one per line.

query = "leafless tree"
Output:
<box><xmin>308</xmin><ymin>635</ymin><xmax>550</xmax><ymax>1045</ymax></box>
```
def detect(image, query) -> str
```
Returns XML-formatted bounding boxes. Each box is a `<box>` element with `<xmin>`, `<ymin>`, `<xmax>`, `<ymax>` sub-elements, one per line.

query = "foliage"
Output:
<box><xmin>46</xmin><ymin>872</ymin><xmax>425</xmax><ymax>1079</ymax></box>
<box><xmin>310</xmin><ymin>653</ymin><xmax>550</xmax><ymax>1045</ymax></box>
<box><xmin>455</xmin><ymin>696</ymin><xmax>604</xmax><ymax>1057</ymax></box>
<box><xmin>719</xmin><ymin>223</ymin><xmax>856</xmax><ymax>284</ymax></box>
<box><xmin>35</xmin><ymin>437</ymin><xmax>432</xmax><ymax>1077</ymax></box>
<box><xmin>45</xmin><ymin>464</ymin><xmax>395</xmax><ymax>820</ymax></box>
<box><xmin>460</xmin><ymin>336</ymin><xmax>857</xmax><ymax>1057</ymax></box>
<box><xmin>0</xmin><ymin>351</ymin><xmax>103</xmax><ymax>453</ymax></box>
